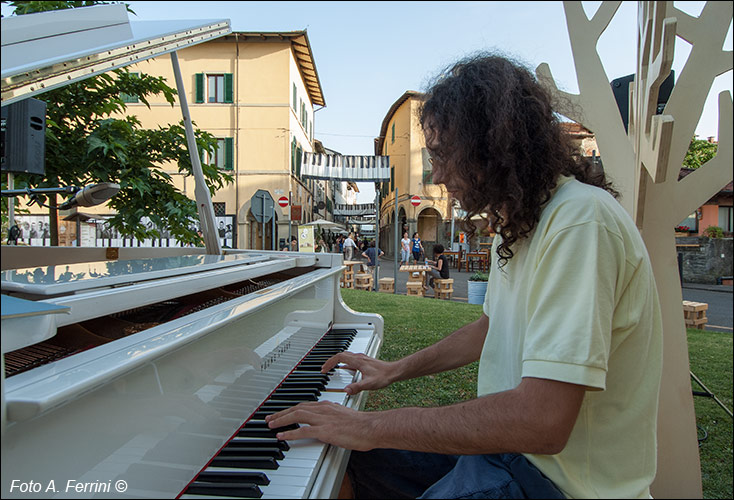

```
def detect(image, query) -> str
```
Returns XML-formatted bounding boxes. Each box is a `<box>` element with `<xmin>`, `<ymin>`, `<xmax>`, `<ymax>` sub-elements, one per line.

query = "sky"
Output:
<box><xmin>4</xmin><ymin>2</ymin><xmax>731</xmax><ymax>202</ymax></box>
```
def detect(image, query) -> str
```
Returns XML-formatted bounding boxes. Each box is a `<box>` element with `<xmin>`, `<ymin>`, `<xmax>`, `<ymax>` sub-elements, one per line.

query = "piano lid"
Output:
<box><xmin>1</xmin><ymin>253</ymin><xmax>271</xmax><ymax>296</ymax></box>
<box><xmin>1</xmin><ymin>4</ymin><xmax>231</xmax><ymax>106</ymax></box>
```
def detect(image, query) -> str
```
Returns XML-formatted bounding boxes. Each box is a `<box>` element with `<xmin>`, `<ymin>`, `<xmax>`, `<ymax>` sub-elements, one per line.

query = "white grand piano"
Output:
<box><xmin>1</xmin><ymin>5</ymin><xmax>382</xmax><ymax>499</ymax></box>
<box><xmin>1</xmin><ymin>248</ymin><xmax>382</xmax><ymax>499</ymax></box>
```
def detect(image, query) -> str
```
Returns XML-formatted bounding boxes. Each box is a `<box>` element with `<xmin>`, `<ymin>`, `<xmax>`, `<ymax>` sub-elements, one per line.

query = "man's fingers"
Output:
<box><xmin>321</xmin><ymin>351</ymin><xmax>362</xmax><ymax>373</ymax></box>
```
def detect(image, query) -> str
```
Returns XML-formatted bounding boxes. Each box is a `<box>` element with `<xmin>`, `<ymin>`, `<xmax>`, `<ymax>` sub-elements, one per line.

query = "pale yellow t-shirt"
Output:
<box><xmin>480</xmin><ymin>176</ymin><xmax>663</xmax><ymax>499</ymax></box>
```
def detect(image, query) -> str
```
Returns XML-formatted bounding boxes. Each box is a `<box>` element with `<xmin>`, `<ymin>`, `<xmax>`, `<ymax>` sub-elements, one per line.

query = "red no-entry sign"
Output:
<box><xmin>278</xmin><ymin>196</ymin><xmax>289</xmax><ymax>208</ymax></box>
<box><xmin>410</xmin><ymin>195</ymin><xmax>421</xmax><ymax>207</ymax></box>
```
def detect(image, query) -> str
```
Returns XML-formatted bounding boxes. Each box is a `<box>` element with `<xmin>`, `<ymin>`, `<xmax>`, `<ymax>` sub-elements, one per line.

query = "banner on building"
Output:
<box><xmin>333</xmin><ymin>203</ymin><xmax>376</xmax><ymax>217</ymax></box>
<box><xmin>301</xmin><ymin>152</ymin><xmax>390</xmax><ymax>181</ymax></box>
<box><xmin>298</xmin><ymin>225</ymin><xmax>315</xmax><ymax>252</ymax></box>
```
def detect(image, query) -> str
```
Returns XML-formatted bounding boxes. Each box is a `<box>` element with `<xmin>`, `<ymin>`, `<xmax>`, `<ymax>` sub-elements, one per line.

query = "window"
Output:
<box><xmin>677</xmin><ymin>212</ymin><xmax>698</xmax><ymax>233</ymax></box>
<box><xmin>390</xmin><ymin>166</ymin><xmax>395</xmax><ymax>192</ymax></box>
<box><xmin>208</xmin><ymin>138</ymin><xmax>234</xmax><ymax>170</ymax></box>
<box><xmin>213</xmin><ymin>202</ymin><xmax>226</xmax><ymax>217</ymax></box>
<box><xmin>194</xmin><ymin>73</ymin><xmax>233</xmax><ymax>103</ymax></box>
<box><xmin>719</xmin><ymin>206</ymin><xmax>733</xmax><ymax>232</ymax></box>
<box><xmin>120</xmin><ymin>72</ymin><xmax>139</xmax><ymax>103</ymax></box>
<box><xmin>391</xmin><ymin>123</ymin><xmax>395</xmax><ymax>144</ymax></box>
<box><xmin>422</xmin><ymin>147</ymin><xmax>433</xmax><ymax>184</ymax></box>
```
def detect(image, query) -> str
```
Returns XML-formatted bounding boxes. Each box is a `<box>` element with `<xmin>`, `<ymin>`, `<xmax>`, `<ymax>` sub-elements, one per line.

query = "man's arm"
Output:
<box><xmin>267</xmin><ymin>376</ymin><xmax>585</xmax><ymax>455</ymax></box>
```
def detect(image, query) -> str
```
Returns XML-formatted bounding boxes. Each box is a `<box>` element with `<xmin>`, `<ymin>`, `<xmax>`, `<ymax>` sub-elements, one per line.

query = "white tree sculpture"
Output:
<box><xmin>537</xmin><ymin>2</ymin><xmax>732</xmax><ymax>498</ymax></box>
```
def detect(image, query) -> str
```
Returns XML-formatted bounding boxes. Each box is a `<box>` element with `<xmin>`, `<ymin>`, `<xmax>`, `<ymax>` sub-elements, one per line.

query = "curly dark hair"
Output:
<box><xmin>419</xmin><ymin>52</ymin><xmax>618</xmax><ymax>268</ymax></box>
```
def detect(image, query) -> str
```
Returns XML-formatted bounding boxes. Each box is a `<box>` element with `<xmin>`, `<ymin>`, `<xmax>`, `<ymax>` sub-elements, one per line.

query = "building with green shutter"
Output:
<box><xmin>89</xmin><ymin>31</ymin><xmax>338</xmax><ymax>249</ymax></box>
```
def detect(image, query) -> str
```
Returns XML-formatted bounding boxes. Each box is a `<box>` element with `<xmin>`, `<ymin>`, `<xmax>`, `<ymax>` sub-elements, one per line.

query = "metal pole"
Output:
<box><xmin>373</xmin><ymin>184</ymin><xmax>380</xmax><ymax>291</ymax></box>
<box><xmin>272</xmin><ymin>198</ymin><xmax>275</xmax><ymax>251</ymax></box>
<box><xmin>288</xmin><ymin>190</ymin><xmax>292</xmax><ymax>250</ymax></box>
<box><xmin>8</xmin><ymin>173</ymin><xmax>15</xmax><ymax>238</ymax></box>
<box><xmin>450</xmin><ymin>199</ymin><xmax>455</xmax><ymax>251</ymax></box>
<box><xmin>394</xmin><ymin>188</ymin><xmax>398</xmax><ymax>293</ymax></box>
<box><xmin>170</xmin><ymin>52</ymin><xmax>221</xmax><ymax>255</ymax></box>
<box><xmin>262</xmin><ymin>194</ymin><xmax>266</xmax><ymax>251</ymax></box>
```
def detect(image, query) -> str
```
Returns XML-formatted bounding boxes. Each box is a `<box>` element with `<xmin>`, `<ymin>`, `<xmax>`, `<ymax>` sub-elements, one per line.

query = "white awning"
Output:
<box><xmin>1</xmin><ymin>4</ymin><xmax>231</xmax><ymax>105</ymax></box>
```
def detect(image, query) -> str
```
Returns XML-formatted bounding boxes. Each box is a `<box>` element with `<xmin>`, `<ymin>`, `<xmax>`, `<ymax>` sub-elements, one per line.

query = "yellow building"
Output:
<box><xmin>116</xmin><ymin>30</ymin><xmax>332</xmax><ymax>249</ymax></box>
<box><xmin>15</xmin><ymin>30</ymin><xmax>335</xmax><ymax>249</ymax></box>
<box><xmin>374</xmin><ymin>91</ymin><xmax>453</xmax><ymax>256</ymax></box>
<box><xmin>373</xmin><ymin>91</ymin><xmax>601</xmax><ymax>257</ymax></box>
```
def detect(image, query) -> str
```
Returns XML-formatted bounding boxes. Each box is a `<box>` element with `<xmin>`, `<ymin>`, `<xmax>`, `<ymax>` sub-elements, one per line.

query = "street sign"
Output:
<box><xmin>410</xmin><ymin>195</ymin><xmax>421</xmax><ymax>207</ymax></box>
<box><xmin>250</xmin><ymin>189</ymin><xmax>274</xmax><ymax>223</ymax></box>
<box><xmin>278</xmin><ymin>196</ymin><xmax>289</xmax><ymax>208</ymax></box>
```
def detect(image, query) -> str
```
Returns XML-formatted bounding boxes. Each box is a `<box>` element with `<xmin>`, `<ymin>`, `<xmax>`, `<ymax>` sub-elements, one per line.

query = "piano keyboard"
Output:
<box><xmin>179</xmin><ymin>328</ymin><xmax>365</xmax><ymax>499</ymax></box>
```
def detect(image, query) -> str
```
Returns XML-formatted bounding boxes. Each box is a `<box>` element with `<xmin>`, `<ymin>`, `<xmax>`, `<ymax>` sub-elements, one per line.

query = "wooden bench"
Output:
<box><xmin>354</xmin><ymin>273</ymin><xmax>373</xmax><ymax>291</ymax></box>
<box><xmin>406</xmin><ymin>281</ymin><xmax>424</xmax><ymax>297</ymax></box>
<box><xmin>433</xmin><ymin>278</ymin><xmax>454</xmax><ymax>300</ymax></box>
<box><xmin>378</xmin><ymin>277</ymin><xmax>395</xmax><ymax>293</ymax></box>
<box><xmin>682</xmin><ymin>300</ymin><xmax>708</xmax><ymax>328</ymax></box>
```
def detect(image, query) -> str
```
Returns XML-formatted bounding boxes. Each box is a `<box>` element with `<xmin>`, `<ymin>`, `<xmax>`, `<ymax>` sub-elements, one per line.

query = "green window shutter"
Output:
<box><xmin>296</xmin><ymin>145</ymin><xmax>302</xmax><ymax>178</ymax></box>
<box><xmin>224</xmin><ymin>137</ymin><xmax>234</xmax><ymax>170</ymax></box>
<box><xmin>391</xmin><ymin>123</ymin><xmax>395</xmax><ymax>144</ymax></box>
<box><xmin>293</xmin><ymin>83</ymin><xmax>297</xmax><ymax>110</ymax></box>
<box><xmin>195</xmin><ymin>73</ymin><xmax>205</xmax><ymax>103</ymax></box>
<box><xmin>120</xmin><ymin>72</ymin><xmax>139</xmax><ymax>103</ymax></box>
<box><xmin>291</xmin><ymin>138</ymin><xmax>297</xmax><ymax>174</ymax></box>
<box><xmin>224</xmin><ymin>73</ymin><xmax>234</xmax><ymax>103</ymax></box>
<box><xmin>390</xmin><ymin>166</ymin><xmax>394</xmax><ymax>192</ymax></box>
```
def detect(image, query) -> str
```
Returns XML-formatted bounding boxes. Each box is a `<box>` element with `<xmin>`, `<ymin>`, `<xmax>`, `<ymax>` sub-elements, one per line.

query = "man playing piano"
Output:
<box><xmin>267</xmin><ymin>53</ymin><xmax>663</xmax><ymax>499</ymax></box>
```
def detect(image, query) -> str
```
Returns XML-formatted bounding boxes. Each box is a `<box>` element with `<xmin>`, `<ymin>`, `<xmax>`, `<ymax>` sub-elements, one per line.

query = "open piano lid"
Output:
<box><xmin>1</xmin><ymin>4</ymin><xmax>231</xmax><ymax>105</ymax></box>
<box><xmin>0</xmin><ymin>253</ymin><xmax>272</xmax><ymax>296</ymax></box>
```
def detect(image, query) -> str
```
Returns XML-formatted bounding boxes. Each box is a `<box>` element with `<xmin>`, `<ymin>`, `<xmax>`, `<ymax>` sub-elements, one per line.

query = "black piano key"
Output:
<box><xmin>237</xmin><ymin>428</ymin><xmax>284</xmax><ymax>439</ymax></box>
<box><xmin>186</xmin><ymin>481</ymin><xmax>263</xmax><ymax>498</ymax></box>
<box><xmin>229</xmin><ymin>437</ymin><xmax>290</xmax><ymax>451</ymax></box>
<box><xmin>269</xmin><ymin>392</ymin><xmax>318</xmax><ymax>401</ymax></box>
<box><xmin>196</xmin><ymin>471</ymin><xmax>270</xmax><ymax>485</ymax></box>
<box><xmin>210</xmin><ymin>456</ymin><xmax>279</xmax><ymax>470</ymax></box>
<box><xmin>272</xmin><ymin>387</ymin><xmax>321</xmax><ymax>396</ymax></box>
<box><xmin>279</xmin><ymin>381</ymin><xmax>326</xmax><ymax>390</ymax></box>
<box><xmin>217</xmin><ymin>446</ymin><xmax>284</xmax><ymax>460</ymax></box>
<box><xmin>260</xmin><ymin>401</ymin><xmax>301</xmax><ymax>409</ymax></box>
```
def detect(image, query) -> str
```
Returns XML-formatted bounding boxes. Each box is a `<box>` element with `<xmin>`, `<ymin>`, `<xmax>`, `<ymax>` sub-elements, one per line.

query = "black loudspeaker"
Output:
<box><xmin>611</xmin><ymin>70</ymin><xmax>675</xmax><ymax>133</ymax></box>
<box><xmin>0</xmin><ymin>98</ymin><xmax>47</xmax><ymax>175</ymax></box>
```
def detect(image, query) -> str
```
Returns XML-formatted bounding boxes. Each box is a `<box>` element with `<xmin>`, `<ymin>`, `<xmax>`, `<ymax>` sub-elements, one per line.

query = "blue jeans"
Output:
<box><xmin>401</xmin><ymin>249</ymin><xmax>411</xmax><ymax>263</ymax></box>
<box><xmin>346</xmin><ymin>449</ymin><xmax>566</xmax><ymax>499</ymax></box>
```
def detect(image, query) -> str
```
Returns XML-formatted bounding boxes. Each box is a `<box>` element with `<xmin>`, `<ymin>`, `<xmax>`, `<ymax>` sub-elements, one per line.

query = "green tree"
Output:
<box><xmin>683</xmin><ymin>135</ymin><xmax>718</xmax><ymax>170</ymax></box>
<box><xmin>1</xmin><ymin>1</ymin><xmax>233</xmax><ymax>245</ymax></box>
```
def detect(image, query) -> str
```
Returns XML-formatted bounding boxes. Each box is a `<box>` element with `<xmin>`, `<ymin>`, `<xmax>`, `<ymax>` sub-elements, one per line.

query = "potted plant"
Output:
<box><xmin>674</xmin><ymin>225</ymin><xmax>690</xmax><ymax>237</ymax></box>
<box><xmin>467</xmin><ymin>270</ymin><xmax>489</xmax><ymax>305</ymax></box>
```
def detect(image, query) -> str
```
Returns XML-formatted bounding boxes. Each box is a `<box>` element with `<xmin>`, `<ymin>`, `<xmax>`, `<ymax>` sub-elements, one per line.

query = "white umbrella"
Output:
<box><xmin>304</xmin><ymin>219</ymin><xmax>344</xmax><ymax>230</ymax></box>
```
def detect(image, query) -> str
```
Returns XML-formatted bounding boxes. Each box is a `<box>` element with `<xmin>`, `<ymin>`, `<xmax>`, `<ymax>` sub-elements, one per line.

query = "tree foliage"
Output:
<box><xmin>2</xmin><ymin>0</ymin><xmax>233</xmax><ymax>245</ymax></box>
<box><xmin>683</xmin><ymin>136</ymin><xmax>718</xmax><ymax>170</ymax></box>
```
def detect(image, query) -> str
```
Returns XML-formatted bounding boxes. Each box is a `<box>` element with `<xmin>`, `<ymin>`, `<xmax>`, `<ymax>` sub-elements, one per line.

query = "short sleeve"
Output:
<box><xmin>522</xmin><ymin>221</ymin><xmax>623</xmax><ymax>390</ymax></box>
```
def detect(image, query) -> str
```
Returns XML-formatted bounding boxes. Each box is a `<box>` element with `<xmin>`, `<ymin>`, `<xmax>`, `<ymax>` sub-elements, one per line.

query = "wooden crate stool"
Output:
<box><xmin>682</xmin><ymin>300</ymin><xmax>708</xmax><ymax>328</ymax></box>
<box><xmin>378</xmin><ymin>277</ymin><xmax>395</xmax><ymax>293</ymax></box>
<box><xmin>340</xmin><ymin>268</ymin><xmax>354</xmax><ymax>288</ymax></box>
<box><xmin>433</xmin><ymin>278</ymin><xmax>454</xmax><ymax>300</ymax></box>
<box><xmin>406</xmin><ymin>281</ymin><xmax>424</xmax><ymax>297</ymax></box>
<box><xmin>354</xmin><ymin>273</ymin><xmax>373</xmax><ymax>291</ymax></box>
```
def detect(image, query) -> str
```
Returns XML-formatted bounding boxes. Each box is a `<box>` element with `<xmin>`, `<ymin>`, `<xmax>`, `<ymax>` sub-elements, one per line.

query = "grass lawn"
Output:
<box><xmin>340</xmin><ymin>288</ymin><xmax>733</xmax><ymax>499</ymax></box>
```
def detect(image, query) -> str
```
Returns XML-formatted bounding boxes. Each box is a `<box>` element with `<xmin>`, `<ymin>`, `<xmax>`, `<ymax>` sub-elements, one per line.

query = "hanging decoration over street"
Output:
<box><xmin>301</xmin><ymin>152</ymin><xmax>390</xmax><ymax>181</ymax></box>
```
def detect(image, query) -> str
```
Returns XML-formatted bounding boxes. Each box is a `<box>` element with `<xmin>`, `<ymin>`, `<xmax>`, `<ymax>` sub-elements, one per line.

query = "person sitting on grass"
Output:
<box><xmin>426</xmin><ymin>244</ymin><xmax>450</xmax><ymax>294</ymax></box>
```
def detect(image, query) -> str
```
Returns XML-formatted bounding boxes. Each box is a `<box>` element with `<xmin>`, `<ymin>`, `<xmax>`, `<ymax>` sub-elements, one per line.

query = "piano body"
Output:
<box><xmin>1</xmin><ymin>247</ymin><xmax>383</xmax><ymax>498</ymax></box>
